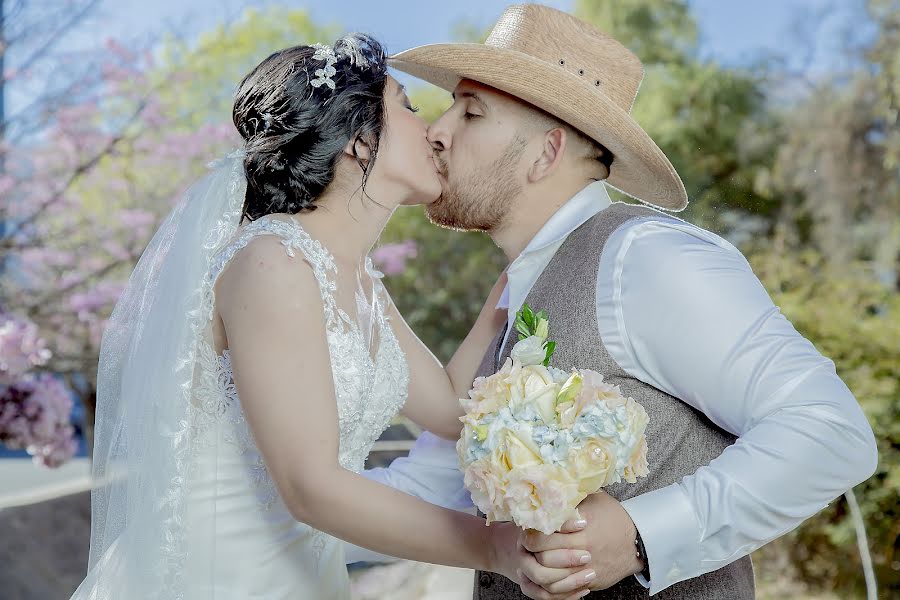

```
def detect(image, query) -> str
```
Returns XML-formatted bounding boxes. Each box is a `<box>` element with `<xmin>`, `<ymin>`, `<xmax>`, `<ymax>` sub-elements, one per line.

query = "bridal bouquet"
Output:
<box><xmin>458</xmin><ymin>304</ymin><xmax>650</xmax><ymax>534</ymax></box>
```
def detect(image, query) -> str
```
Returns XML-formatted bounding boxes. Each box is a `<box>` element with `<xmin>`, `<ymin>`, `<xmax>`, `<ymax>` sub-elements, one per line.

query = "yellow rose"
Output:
<box><xmin>502</xmin><ymin>428</ymin><xmax>543</xmax><ymax>469</ymax></box>
<box><xmin>487</xmin><ymin>441</ymin><xmax>514</xmax><ymax>475</ymax></box>
<box><xmin>568</xmin><ymin>437</ymin><xmax>618</xmax><ymax>494</ymax></box>
<box><xmin>556</xmin><ymin>400</ymin><xmax>578</xmax><ymax>428</ymax></box>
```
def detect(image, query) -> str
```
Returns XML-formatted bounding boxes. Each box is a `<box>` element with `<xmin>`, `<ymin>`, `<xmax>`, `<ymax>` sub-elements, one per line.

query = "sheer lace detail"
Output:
<box><xmin>190</xmin><ymin>213</ymin><xmax>409</xmax><ymax>536</ymax></box>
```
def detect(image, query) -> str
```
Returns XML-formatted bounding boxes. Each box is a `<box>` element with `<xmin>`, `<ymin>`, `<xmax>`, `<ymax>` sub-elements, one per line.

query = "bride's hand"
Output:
<box><xmin>487</xmin><ymin>521</ymin><xmax>595</xmax><ymax>600</ymax></box>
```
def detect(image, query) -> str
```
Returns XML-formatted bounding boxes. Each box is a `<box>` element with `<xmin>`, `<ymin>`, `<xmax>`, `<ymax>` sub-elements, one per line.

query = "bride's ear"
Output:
<box><xmin>344</xmin><ymin>135</ymin><xmax>372</xmax><ymax>164</ymax></box>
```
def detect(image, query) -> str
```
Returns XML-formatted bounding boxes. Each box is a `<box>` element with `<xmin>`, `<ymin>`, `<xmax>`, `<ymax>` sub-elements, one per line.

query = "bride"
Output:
<box><xmin>71</xmin><ymin>34</ymin><xmax>594</xmax><ymax>599</ymax></box>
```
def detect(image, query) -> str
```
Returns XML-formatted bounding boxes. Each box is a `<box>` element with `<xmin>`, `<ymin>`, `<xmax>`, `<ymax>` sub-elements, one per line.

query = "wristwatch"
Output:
<box><xmin>634</xmin><ymin>529</ymin><xmax>651</xmax><ymax>580</ymax></box>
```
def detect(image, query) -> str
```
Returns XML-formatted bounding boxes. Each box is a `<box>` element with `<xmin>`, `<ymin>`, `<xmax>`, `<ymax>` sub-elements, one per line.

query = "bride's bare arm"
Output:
<box><xmin>216</xmin><ymin>239</ymin><xmax>591</xmax><ymax>595</ymax></box>
<box><xmin>387</xmin><ymin>271</ymin><xmax>508</xmax><ymax>440</ymax></box>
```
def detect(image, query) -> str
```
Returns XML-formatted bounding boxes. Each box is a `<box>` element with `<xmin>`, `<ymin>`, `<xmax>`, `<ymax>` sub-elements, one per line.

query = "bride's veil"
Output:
<box><xmin>71</xmin><ymin>150</ymin><xmax>246</xmax><ymax>599</ymax></box>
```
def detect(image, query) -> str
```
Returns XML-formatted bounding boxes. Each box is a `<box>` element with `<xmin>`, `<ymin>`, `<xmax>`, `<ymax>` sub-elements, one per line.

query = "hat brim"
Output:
<box><xmin>389</xmin><ymin>43</ymin><xmax>687</xmax><ymax>211</ymax></box>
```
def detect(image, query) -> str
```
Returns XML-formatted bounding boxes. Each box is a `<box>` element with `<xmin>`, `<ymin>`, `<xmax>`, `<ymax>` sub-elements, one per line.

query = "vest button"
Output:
<box><xmin>479</xmin><ymin>572</ymin><xmax>494</xmax><ymax>588</ymax></box>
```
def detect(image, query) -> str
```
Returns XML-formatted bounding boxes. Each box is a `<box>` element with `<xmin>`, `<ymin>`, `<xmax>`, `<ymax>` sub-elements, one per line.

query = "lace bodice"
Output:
<box><xmin>193</xmin><ymin>214</ymin><xmax>409</xmax><ymax>492</ymax></box>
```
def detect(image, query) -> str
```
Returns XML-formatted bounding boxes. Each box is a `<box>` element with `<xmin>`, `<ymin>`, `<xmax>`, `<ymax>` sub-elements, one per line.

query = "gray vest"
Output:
<box><xmin>473</xmin><ymin>203</ymin><xmax>755</xmax><ymax>599</ymax></box>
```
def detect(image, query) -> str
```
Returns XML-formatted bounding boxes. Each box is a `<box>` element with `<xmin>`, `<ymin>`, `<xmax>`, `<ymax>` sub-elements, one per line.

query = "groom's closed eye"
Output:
<box><xmin>452</xmin><ymin>91</ymin><xmax>487</xmax><ymax>120</ymax></box>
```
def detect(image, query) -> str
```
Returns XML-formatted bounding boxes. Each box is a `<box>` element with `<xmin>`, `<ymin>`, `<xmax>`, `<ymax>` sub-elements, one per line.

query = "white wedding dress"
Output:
<box><xmin>72</xmin><ymin>212</ymin><xmax>409</xmax><ymax>599</ymax></box>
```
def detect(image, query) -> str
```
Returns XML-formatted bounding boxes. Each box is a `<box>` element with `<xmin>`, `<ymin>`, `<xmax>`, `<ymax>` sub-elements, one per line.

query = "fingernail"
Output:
<box><xmin>579</xmin><ymin>553</ymin><xmax>592</xmax><ymax>564</ymax></box>
<box><xmin>578</xmin><ymin>590</ymin><xmax>590</xmax><ymax>598</ymax></box>
<box><xmin>583</xmin><ymin>570</ymin><xmax>597</xmax><ymax>584</ymax></box>
<box><xmin>574</xmin><ymin>519</ymin><xmax>588</xmax><ymax>529</ymax></box>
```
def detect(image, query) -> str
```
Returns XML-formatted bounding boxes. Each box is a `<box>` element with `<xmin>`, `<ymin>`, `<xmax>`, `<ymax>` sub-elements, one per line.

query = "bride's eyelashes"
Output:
<box><xmin>406</xmin><ymin>104</ymin><xmax>420</xmax><ymax>113</ymax></box>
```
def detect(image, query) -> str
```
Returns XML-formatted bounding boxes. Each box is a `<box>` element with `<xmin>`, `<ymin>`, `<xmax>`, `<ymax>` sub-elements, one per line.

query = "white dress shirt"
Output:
<box><xmin>348</xmin><ymin>182</ymin><xmax>878</xmax><ymax>595</ymax></box>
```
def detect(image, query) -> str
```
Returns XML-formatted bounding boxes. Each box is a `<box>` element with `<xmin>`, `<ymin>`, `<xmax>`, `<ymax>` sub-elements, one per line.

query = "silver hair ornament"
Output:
<box><xmin>310</xmin><ymin>43</ymin><xmax>338</xmax><ymax>90</ymax></box>
<box><xmin>309</xmin><ymin>39</ymin><xmax>374</xmax><ymax>94</ymax></box>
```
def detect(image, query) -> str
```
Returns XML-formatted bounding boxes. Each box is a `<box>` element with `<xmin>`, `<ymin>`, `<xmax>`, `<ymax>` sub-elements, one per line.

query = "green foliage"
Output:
<box><xmin>574</xmin><ymin>0</ymin><xmax>698</xmax><ymax>65</ymax></box>
<box><xmin>866</xmin><ymin>0</ymin><xmax>900</xmax><ymax>171</ymax></box>
<box><xmin>749</xmin><ymin>250</ymin><xmax>899</xmax><ymax>597</ymax></box>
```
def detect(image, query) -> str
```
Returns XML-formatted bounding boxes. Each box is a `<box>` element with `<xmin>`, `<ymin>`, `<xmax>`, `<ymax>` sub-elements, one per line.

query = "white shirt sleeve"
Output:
<box><xmin>596</xmin><ymin>217</ymin><xmax>878</xmax><ymax>595</ymax></box>
<box><xmin>343</xmin><ymin>432</ymin><xmax>474</xmax><ymax>564</ymax></box>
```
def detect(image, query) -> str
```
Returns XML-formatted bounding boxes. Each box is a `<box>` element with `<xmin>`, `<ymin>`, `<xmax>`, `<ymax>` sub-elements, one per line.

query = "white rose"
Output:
<box><xmin>511</xmin><ymin>335</ymin><xmax>547</xmax><ymax>366</ymax></box>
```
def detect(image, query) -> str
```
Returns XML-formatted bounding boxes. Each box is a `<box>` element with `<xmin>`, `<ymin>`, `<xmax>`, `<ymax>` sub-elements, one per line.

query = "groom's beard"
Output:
<box><xmin>426</xmin><ymin>136</ymin><xmax>526</xmax><ymax>232</ymax></box>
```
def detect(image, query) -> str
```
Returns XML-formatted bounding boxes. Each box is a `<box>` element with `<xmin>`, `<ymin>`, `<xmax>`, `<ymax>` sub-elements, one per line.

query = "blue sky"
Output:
<box><xmin>85</xmin><ymin>0</ymin><xmax>871</xmax><ymax>72</ymax></box>
<box><xmin>7</xmin><ymin>0</ymin><xmax>875</xmax><ymax>117</ymax></box>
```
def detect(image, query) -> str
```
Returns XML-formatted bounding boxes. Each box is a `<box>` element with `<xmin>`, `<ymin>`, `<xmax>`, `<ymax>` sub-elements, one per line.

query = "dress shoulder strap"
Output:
<box><xmin>204</xmin><ymin>216</ymin><xmax>343</xmax><ymax>331</ymax></box>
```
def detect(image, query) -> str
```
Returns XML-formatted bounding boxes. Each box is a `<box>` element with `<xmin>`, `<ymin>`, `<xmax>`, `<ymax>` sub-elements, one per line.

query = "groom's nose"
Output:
<box><xmin>427</xmin><ymin>114</ymin><xmax>451</xmax><ymax>152</ymax></box>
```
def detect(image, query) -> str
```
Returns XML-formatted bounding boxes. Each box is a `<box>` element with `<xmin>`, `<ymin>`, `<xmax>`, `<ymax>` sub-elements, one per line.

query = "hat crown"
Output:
<box><xmin>485</xmin><ymin>4</ymin><xmax>644</xmax><ymax>112</ymax></box>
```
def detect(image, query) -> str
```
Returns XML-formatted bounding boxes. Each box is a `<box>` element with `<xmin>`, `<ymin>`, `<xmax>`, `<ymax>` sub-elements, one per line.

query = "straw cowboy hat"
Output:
<box><xmin>389</xmin><ymin>3</ymin><xmax>688</xmax><ymax>211</ymax></box>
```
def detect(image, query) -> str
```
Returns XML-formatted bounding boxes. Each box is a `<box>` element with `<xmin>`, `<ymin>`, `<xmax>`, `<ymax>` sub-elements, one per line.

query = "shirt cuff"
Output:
<box><xmin>621</xmin><ymin>483</ymin><xmax>701</xmax><ymax>595</ymax></box>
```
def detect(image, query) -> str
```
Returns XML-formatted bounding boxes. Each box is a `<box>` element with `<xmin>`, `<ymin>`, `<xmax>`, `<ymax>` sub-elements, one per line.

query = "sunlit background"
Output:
<box><xmin>1</xmin><ymin>1</ymin><xmax>897</xmax><ymax>598</ymax></box>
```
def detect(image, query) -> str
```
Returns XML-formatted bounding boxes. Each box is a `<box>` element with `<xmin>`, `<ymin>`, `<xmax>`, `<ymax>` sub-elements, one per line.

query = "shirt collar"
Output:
<box><xmin>496</xmin><ymin>181</ymin><xmax>612</xmax><ymax>310</ymax></box>
<box><xmin>518</xmin><ymin>180</ymin><xmax>612</xmax><ymax>256</ymax></box>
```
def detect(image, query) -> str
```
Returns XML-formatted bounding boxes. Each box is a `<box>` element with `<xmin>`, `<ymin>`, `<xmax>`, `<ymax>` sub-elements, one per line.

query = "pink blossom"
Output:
<box><xmin>0</xmin><ymin>374</ymin><xmax>77</xmax><ymax>468</ymax></box>
<box><xmin>371</xmin><ymin>240</ymin><xmax>418</xmax><ymax>275</ymax></box>
<box><xmin>69</xmin><ymin>281</ymin><xmax>125</xmax><ymax>315</ymax></box>
<box><xmin>0</xmin><ymin>315</ymin><xmax>52</xmax><ymax>385</ymax></box>
<box><xmin>118</xmin><ymin>208</ymin><xmax>156</xmax><ymax>229</ymax></box>
<box><xmin>101</xmin><ymin>239</ymin><xmax>132</xmax><ymax>261</ymax></box>
<box><xmin>0</xmin><ymin>175</ymin><xmax>15</xmax><ymax>196</ymax></box>
<box><xmin>140</xmin><ymin>100</ymin><xmax>167</xmax><ymax>129</ymax></box>
<box><xmin>505</xmin><ymin>463</ymin><xmax>582</xmax><ymax>535</ymax></box>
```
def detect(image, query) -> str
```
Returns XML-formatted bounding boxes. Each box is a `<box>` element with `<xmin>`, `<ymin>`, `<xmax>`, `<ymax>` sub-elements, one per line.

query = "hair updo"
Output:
<box><xmin>232</xmin><ymin>34</ymin><xmax>389</xmax><ymax>222</ymax></box>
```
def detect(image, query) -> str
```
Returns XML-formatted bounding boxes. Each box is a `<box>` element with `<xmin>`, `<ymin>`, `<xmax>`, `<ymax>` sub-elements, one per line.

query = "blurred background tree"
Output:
<box><xmin>0</xmin><ymin>0</ymin><xmax>895</xmax><ymax>597</ymax></box>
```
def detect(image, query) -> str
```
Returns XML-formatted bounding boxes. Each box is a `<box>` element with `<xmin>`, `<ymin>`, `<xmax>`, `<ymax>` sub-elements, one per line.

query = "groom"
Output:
<box><xmin>346</xmin><ymin>4</ymin><xmax>877</xmax><ymax>599</ymax></box>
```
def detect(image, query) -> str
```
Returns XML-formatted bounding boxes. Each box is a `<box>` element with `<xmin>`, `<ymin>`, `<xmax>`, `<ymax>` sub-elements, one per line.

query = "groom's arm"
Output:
<box><xmin>344</xmin><ymin>432</ymin><xmax>474</xmax><ymax>564</ymax></box>
<box><xmin>592</xmin><ymin>218</ymin><xmax>877</xmax><ymax>594</ymax></box>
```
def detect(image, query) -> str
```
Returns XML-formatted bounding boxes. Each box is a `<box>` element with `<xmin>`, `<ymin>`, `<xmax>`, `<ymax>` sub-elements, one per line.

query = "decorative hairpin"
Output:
<box><xmin>309</xmin><ymin>37</ymin><xmax>375</xmax><ymax>93</ymax></box>
<box><xmin>310</xmin><ymin>43</ymin><xmax>338</xmax><ymax>90</ymax></box>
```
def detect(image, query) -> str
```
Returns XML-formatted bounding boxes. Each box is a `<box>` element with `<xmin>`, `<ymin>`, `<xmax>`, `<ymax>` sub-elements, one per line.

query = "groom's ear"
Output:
<box><xmin>527</xmin><ymin>127</ymin><xmax>567</xmax><ymax>184</ymax></box>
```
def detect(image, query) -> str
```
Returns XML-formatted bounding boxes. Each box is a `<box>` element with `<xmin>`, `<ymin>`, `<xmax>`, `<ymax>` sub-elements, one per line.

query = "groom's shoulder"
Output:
<box><xmin>595</xmin><ymin>202</ymin><xmax>743</xmax><ymax>260</ymax></box>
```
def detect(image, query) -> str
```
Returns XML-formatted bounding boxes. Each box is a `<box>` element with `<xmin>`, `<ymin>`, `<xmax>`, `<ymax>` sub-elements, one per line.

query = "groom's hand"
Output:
<box><xmin>521</xmin><ymin>491</ymin><xmax>644</xmax><ymax>592</ymax></box>
<box><xmin>488</xmin><ymin>521</ymin><xmax>595</xmax><ymax>600</ymax></box>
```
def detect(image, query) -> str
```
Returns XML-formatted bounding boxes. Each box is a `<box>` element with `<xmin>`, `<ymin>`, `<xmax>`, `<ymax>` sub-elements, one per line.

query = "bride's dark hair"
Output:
<box><xmin>232</xmin><ymin>34</ymin><xmax>388</xmax><ymax>222</ymax></box>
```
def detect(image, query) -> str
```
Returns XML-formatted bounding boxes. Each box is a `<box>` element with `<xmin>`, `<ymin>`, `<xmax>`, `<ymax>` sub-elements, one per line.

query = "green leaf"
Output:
<box><xmin>515</xmin><ymin>321</ymin><xmax>531</xmax><ymax>339</ymax></box>
<box><xmin>521</xmin><ymin>303</ymin><xmax>536</xmax><ymax>329</ymax></box>
<box><xmin>542</xmin><ymin>340</ymin><xmax>557</xmax><ymax>366</ymax></box>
